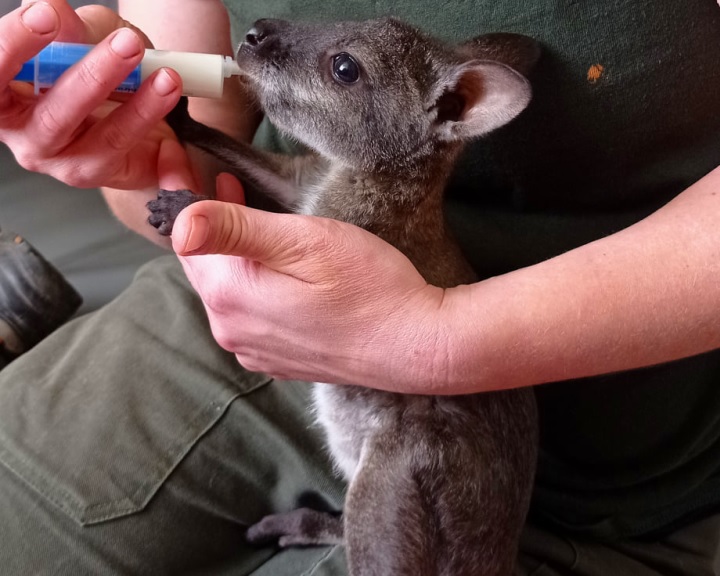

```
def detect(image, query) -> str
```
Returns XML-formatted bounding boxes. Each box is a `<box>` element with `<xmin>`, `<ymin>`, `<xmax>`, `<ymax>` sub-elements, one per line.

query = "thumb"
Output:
<box><xmin>19</xmin><ymin>0</ymin><xmax>138</xmax><ymax>46</ymax></box>
<box><xmin>28</xmin><ymin>0</ymin><xmax>154</xmax><ymax>47</ymax></box>
<box><xmin>172</xmin><ymin>200</ymin><xmax>332</xmax><ymax>279</ymax></box>
<box><xmin>21</xmin><ymin>0</ymin><xmax>80</xmax><ymax>40</ymax></box>
<box><xmin>75</xmin><ymin>4</ymin><xmax>153</xmax><ymax>47</ymax></box>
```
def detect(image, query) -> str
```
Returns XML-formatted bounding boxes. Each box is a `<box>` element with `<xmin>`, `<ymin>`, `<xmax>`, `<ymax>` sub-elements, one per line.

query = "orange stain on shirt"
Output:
<box><xmin>587</xmin><ymin>64</ymin><xmax>604</xmax><ymax>83</ymax></box>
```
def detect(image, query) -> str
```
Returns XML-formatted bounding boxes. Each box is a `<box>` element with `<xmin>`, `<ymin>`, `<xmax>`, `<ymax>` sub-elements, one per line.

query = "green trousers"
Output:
<box><xmin>0</xmin><ymin>256</ymin><xmax>717</xmax><ymax>575</ymax></box>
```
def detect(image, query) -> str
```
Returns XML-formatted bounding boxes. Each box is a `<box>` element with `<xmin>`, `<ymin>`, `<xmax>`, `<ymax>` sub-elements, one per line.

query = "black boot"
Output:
<box><xmin>0</xmin><ymin>230</ymin><xmax>82</xmax><ymax>368</ymax></box>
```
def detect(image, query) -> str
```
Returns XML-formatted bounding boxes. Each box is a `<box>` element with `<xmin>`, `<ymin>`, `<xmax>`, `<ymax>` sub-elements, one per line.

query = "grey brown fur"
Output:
<box><xmin>148</xmin><ymin>17</ymin><xmax>539</xmax><ymax>576</ymax></box>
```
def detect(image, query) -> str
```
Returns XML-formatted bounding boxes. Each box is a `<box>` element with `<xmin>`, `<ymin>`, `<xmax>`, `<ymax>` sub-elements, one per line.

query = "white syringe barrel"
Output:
<box><xmin>14</xmin><ymin>42</ymin><xmax>241</xmax><ymax>99</ymax></box>
<box><xmin>141</xmin><ymin>49</ymin><xmax>227</xmax><ymax>99</ymax></box>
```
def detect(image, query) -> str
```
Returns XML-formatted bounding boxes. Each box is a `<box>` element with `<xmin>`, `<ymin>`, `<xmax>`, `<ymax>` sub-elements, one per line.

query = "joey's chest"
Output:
<box><xmin>297</xmin><ymin>173</ymin><xmax>405</xmax><ymax>230</ymax></box>
<box><xmin>296</xmin><ymin>172</ymin><xmax>442</xmax><ymax>246</ymax></box>
<box><xmin>312</xmin><ymin>383</ymin><xmax>391</xmax><ymax>479</ymax></box>
<box><xmin>294</xmin><ymin>167</ymin><xmax>475</xmax><ymax>286</ymax></box>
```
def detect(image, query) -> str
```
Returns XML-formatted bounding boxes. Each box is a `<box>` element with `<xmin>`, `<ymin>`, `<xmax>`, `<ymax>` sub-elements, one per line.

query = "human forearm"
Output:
<box><xmin>117</xmin><ymin>0</ymin><xmax>258</xmax><ymax>142</ymax></box>
<box><xmin>102</xmin><ymin>0</ymin><xmax>261</xmax><ymax>243</ymax></box>
<box><xmin>438</xmin><ymin>166</ymin><xmax>720</xmax><ymax>394</ymax></box>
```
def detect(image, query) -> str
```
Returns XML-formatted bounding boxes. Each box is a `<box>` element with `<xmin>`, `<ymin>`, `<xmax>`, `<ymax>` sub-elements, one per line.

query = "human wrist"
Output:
<box><xmin>355</xmin><ymin>281</ymin><xmax>495</xmax><ymax>396</ymax></box>
<box><xmin>419</xmin><ymin>283</ymin><xmax>484</xmax><ymax>395</ymax></box>
<box><xmin>419</xmin><ymin>281</ymin><xmax>512</xmax><ymax>396</ymax></box>
<box><xmin>381</xmin><ymin>283</ymin><xmax>459</xmax><ymax>396</ymax></box>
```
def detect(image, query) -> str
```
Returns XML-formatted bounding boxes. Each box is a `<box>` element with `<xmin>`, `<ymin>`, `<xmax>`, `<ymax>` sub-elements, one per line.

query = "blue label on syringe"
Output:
<box><xmin>15</xmin><ymin>43</ymin><xmax>142</xmax><ymax>94</ymax></box>
<box><xmin>14</xmin><ymin>41</ymin><xmax>241</xmax><ymax>99</ymax></box>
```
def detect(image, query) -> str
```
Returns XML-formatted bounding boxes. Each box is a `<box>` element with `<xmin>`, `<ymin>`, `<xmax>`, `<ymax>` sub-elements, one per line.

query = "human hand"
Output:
<box><xmin>0</xmin><ymin>0</ymin><xmax>185</xmax><ymax>190</ymax></box>
<box><xmin>169</xmin><ymin>173</ymin><xmax>447</xmax><ymax>391</ymax></box>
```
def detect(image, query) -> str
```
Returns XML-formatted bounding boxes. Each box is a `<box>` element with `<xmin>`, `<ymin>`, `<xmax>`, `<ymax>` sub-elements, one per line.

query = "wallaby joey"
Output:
<box><xmin>148</xmin><ymin>17</ymin><xmax>540</xmax><ymax>576</ymax></box>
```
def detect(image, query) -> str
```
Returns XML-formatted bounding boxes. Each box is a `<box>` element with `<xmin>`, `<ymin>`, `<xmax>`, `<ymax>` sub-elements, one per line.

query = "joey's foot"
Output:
<box><xmin>147</xmin><ymin>189</ymin><xmax>210</xmax><ymax>236</ymax></box>
<box><xmin>246</xmin><ymin>507</ymin><xmax>344</xmax><ymax>548</ymax></box>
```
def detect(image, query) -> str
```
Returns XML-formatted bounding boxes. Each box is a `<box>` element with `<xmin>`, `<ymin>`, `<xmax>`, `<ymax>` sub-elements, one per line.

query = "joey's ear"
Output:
<box><xmin>459</xmin><ymin>33</ymin><xmax>541</xmax><ymax>77</ymax></box>
<box><xmin>430</xmin><ymin>61</ymin><xmax>532</xmax><ymax>142</ymax></box>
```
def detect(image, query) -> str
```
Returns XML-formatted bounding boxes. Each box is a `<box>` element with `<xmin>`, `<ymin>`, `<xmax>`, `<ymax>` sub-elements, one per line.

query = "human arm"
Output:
<box><xmin>439</xmin><ymin>166</ymin><xmax>720</xmax><ymax>393</ymax></box>
<box><xmin>169</xmin><ymin>167</ymin><xmax>720</xmax><ymax>394</ymax></box>
<box><xmin>103</xmin><ymin>0</ymin><xmax>261</xmax><ymax>246</ymax></box>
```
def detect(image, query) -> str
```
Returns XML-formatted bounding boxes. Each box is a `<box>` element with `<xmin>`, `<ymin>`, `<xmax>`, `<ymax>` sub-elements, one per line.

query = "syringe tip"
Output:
<box><xmin>223</xmin><ymin>57</ymin><xmax>243</xmax><ymax>78</ymax></box>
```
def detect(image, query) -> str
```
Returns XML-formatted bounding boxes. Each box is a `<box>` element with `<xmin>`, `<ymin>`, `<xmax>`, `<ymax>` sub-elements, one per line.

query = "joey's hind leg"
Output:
<box><xmin>147</xmin><ymin>189</ymin><xmax>210</xmax><ymax>236</ymax></box>
<box><xmin>246</xmin><ymin>508</ymin><xmax>344</xmax><ymax>548</ymax></box>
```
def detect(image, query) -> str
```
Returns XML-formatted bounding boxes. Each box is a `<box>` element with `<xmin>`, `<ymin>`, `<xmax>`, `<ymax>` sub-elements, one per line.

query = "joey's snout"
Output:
<box><xmin>240</xmin><ymin>19</ymin><xmax>288</xmax><ymax>56</ymax></box>
<box><xmin>245</xmin><ymin>20</ymin><xmax>273</xmax><ymax>47</ymax></box>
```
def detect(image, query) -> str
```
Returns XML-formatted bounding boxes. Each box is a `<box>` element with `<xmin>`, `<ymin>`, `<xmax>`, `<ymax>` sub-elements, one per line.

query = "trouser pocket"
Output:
<box><xmin>0</xmin><ymin>256</ymin><xmax>272</xmax><ymax>525</ymax></box>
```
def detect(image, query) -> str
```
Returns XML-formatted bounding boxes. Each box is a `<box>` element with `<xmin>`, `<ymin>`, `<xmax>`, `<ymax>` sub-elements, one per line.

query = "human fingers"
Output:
<box><xmin>156</xmin><ymin>137</ymin><xmax>199</xmax><ymax>191</ymax></box>
<box><xmin>215</xmin><ymin>172</ymin><xmax>246</xmax><ymax>205</ymax></box>
<box><xmin>17</xmin><ymin>0</ymin><xmax>144</xmax><ymax>46</ymax></box>
<box><xmin>2</xmin><ymin>0</ymin><xmax>149</xmax><ymax>96</ymax></box>
<box><xmin>20</xmin><ymin>0</ymin><xmax>87</xmax><ymax>43</ymax></box>
<box><xmin>0</xmin><ymin>3</ymin><xmax>60</xmax><ymax>99</ymax></box>
<box><xmin>23</xmin><ymin>27</ymin><xmax>145</xmax><ymax>156</ymax></box>
<box><xmin>68</xmin><ymin>67</ymin><xmax>182</xmax><ymax>184</ymax></box>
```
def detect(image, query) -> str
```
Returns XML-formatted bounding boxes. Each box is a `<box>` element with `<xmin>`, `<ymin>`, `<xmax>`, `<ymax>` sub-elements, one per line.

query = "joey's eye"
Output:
<box><xmin>332</xmin><ymin>53</ymin><xmax>360</xmax><ymax>84</ymax></box>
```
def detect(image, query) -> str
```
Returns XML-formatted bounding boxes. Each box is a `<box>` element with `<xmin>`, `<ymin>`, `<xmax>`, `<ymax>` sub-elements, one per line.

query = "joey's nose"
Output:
<box><xmin>245</xmin><ymin>26</ymin><xmax>266</xmax><ymax>47</ymax></box>
<box><xmin>244</xmin><ymin>19</ymin><xmax>285</xmax><ymax>48</ymax></box>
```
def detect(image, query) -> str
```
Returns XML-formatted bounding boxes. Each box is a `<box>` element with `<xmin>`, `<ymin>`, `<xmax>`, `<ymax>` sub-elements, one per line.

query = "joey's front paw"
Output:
<box><xmin>147</xmin><ymin>189</ymin><xmax>210</xmax><ymax>236</ymax></box>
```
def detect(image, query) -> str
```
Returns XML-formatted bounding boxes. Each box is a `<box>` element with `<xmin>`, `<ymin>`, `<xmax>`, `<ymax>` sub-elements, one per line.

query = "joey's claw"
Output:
<box><xmin>146</xmin><ymin>188</ymin><xmax>209</xmax><ymax>236</ymax></box>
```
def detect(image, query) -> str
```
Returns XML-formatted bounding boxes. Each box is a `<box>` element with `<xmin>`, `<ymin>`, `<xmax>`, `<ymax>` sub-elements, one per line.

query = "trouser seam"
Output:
<box><xmin>302</xmin><ymin>545</ymin><xmax>341</xmax><ymax>576</ymax></box>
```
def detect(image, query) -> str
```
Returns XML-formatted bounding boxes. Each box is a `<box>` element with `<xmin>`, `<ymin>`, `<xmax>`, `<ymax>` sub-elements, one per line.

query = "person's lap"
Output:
<box><xmin>517</xmin><ymin>516</ymin><xmax>720</xmax><ymax>575</ymax></box>
<box><xmin>0</xmin><ymin>256</ymin><xmax>716</xmax><ymax>575</ymax></box>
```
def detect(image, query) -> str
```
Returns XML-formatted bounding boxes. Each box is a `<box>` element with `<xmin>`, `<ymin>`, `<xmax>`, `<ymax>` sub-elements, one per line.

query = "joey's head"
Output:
<box><xmin>236</xmin><ymin>18</ymin><xmax>538</xmax><ymax>172</ymax></box>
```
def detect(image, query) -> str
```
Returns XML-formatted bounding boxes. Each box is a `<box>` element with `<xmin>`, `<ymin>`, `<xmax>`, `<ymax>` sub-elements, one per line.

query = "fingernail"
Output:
<box><xmin>183</xmin><ymin>215</ymin><xmax>210</xmax><ymax>253</ymax></box>
<box><xmin>21</xmin><ymin>2</ymin><xmax>58</xmax><ymax>35</ymax></box>
<box><xmin>153</xmin><ymin>69</ymin><xmax>178</xmax><ymax>96</ymax></box>
<box><xmin>110</xmin><ymin>27</ymin><xmax>143</xmax><ymax>59</ymax></box>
